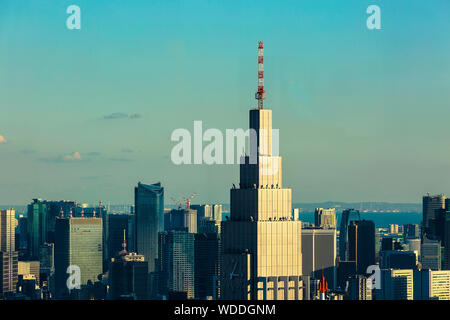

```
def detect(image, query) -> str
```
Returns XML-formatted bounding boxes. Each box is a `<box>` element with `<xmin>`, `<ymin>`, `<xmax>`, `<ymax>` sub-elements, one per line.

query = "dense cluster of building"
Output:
<box><xmin>2</xmin><ymin>91</ymin><xmax>450</xmax><ymax>300</ymax></box>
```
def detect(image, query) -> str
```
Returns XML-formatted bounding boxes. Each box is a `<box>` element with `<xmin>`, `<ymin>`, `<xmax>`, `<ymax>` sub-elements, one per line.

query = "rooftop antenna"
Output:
<box><xmin>119</xmin><ymin>229</ymin><xmax>128</xmax><ymax>260</ymax></box>
<box><xmin>255</xmin><ymin>41</ymin><xmax>266</xmax><ymax>110</ymax></box>
<box><xmin>122</xmin><ymin>229</ymin><xmax>127</xmax><ymax>252</ymax></box>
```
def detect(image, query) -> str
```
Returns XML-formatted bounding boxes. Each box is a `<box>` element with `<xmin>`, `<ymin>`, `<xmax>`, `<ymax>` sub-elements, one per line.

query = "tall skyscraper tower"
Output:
<box><xmin>0</xmin><ymin>209</ymin><xmax>18</xmax><ymax>297</ymax></box>
<box><xmin>348</xmin><ymin>220</ymin><xmax>376</xmax><ymax>274</ymax></box>
<box><xmin>338</xmin><ymin>209</ymin><xmax>360</xmax><ymax>260</ymax></box>
<box><xmin>27</xmin><ymin>199</ymin><xmax>48</xmax><ymax>259</ymax></box>
<box><xmin>158</xmin><ymin>230</ymin><xmax>195</xmax><ymax>299</ymax></box>
<box><xmin>221</xmin><ymin>42</ymin><xmax>303</xmax><ymax>300</ymax></box>
<box><xmin>54</xmin><ymin>216</ymin><xmax>103</xmax><ymax>298</ymax></box>
<box><xmin>314</xmin><ymin>208</ymin><xmax>336</xmax><ymax>229</ymax></box>
<box><xmin>134</xmin><ymin>182</ymin><xmax>164</xmax><ymax>273</ymax></box>
<box><xmin>423</xmin><ymin>193</ymin><xmax>446</xmax><ymax>239</ymax></box>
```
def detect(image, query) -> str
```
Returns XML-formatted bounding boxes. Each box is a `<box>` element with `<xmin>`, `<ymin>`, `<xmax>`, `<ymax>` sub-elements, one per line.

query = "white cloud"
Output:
<box><xmin>0</xmin><ymin>135</ymin><xmax>7</xmax><ymax>144</ymax></box>
<box><xmin>63</xmin><ymin>151</ymin><xmax>82</xmax><ymax>161</ymax></box>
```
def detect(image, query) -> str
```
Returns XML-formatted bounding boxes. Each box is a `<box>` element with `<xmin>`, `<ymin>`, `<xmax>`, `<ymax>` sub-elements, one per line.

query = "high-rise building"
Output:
<box><xmin>54</xmin><ymin>216</ymin><xmax>103</xmax><ymax>298</ymax></box>
<box><xmin>404</xmin><ymin>224</ymin><xmax>420</xmax><ymax>240</ymax></box>
<box><xmin>381</xmin><ymin>237</ymin><xmax>394</xmax><ymax>251</ymax></box>
<box><xmin>423</xmin><ymin>194</ymin><xmax>446</xmax><ymax>240</ymax></box>
<box><xmin>158</xmin><ymin>230</ymin><xmax>195</xmax><ymax>299</ymax></box>
<box><xmin>212</xmin><ymin>204</ymin><xmax>223</xmax><ymax>234</ymax></box>
<box><xmin>0</xmin><ymin>209</ymin><xmax>18</xmax><ymax>297</ymax></box>
<box><xmin>107</xmin><ymin>214</ymin><xmax>130</xmax><ymax>262</ymax></box>
<box><xmin>314</xmin><ymin>208</ymin><xmax>336</xmax><ymax>229</ymax></box>
<box><xmin>379</xmin><ymin>251</ymin><xmax>417</xmax><ymax>270</ymax></box>
<box><xmin>377</xmin><ymin>269</ymin><xmax>414</xmax><ymax>300</ymax></box>
<box><xmin>108</xmin><ymin>250</ymin><xmax>148</xmax><ymax>300</ymax></box>
<box><xmin>348</xmin><ymin>220</ymin><xmax>376</xmax><ymax>274</ymax></box>
<box><xmin>421</xmin><ymin>238</ymin><xmax>441</xmax><ymax>270</ymax></box>
<box><xmin>18</xmin><ymin>261</ymin><xmax>40</xmax><ymax>285</ymax></box>
<box><xmin>405</xmin><ymin>238</ymin><xmax>421</xmax><ymax>262</ymax></box>
<box><xmin>190</xmin><ymin>205</ymin><xmax>210</xmax><ymax>220</ymax></box>
<box><xmin>0</xmin><ymin>209</ymin><xmax>16</xmax><ymax>253</ymax></box>
<box><xmin>194</xmin><ymin>232</ymin><xmax>219</xmax><ymax>299</ymax></box>
<box><xmin>349</xmin><ymin>275</ymin><xmax>372</xmax><ymax>300</ymax></box>
<box><xmin>389</xmin><ymin>224</ymin><xmax>399</xmax><ymax>234</ymax></box>
<box><xmin>165</xmin><ymin>208</ymin><xmax>197</xmax><ymax>233</ymax></box>
<box><xmin>27</xmin><ymin>199</ymin><xmax>48</xmax><ymax>259</ymax></box>
<box><xmin>43</xmin><ymin>200</ymin><xmax>76</xmax><ymax>243</ymax></box>
<box><xmin>191</xmin><ymin>204</ymin><xmax>213</xmax><ymax>229</ymax></box>
<box><xmin>301</xmin><ymin>228</ymin><xmax>336</xmax><ymax>289</ymax></box>
<box><xmin>135</xmin><ymin>182</ymin><xmax>164</xmax><ymax>273</ymax></box>
<box><xmin>339</xmin><ymin>209</ymin><xmax>360</xmax><ymax>260</ymax></box>
<box><xmin>444</xmin><ymin>209</ymin><xmax>450</xmax><ymax>270</ymax></box>
<box><xmin>414</xmin><ymin>270</ymin><xmax>450</xmax><ymax>300</ymax></box>
<box><xmin>15</xmin><ymin>215</ymin><xmax>27</xmax><ymax>251</ymax></box>
<box><xmin>336</xmin><ymin>260</ymin><xmax>357</xmax><ymax>290</ymax></box>
<box><xmin>222</xmin><ymin>43</ymin><xmax>303</xmax><ymax>300</ymax></box>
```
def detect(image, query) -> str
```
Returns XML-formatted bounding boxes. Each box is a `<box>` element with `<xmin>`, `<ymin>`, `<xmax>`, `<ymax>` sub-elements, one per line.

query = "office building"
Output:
<box><xmin>389</xmin><ymin>224</ymin><xmax>399</xmax><ymax>234</ymax></box>
<box><xmin>135</xmin><ymin>182</ymin><xmax>164</xmax><ymax>273</ymax></box>
<box><xmin>54</xmin><ymin>216</ymin><xmax>103</xmax><ymax>298</ymax></box>
<box><xmin>107</xmin><ymin>214</ymin><xmax>131</xmax><ymax>262</ymax></box>
<box><xmin>381</xmin><ymin>237</ymin><xmax>394</xmax><ymax>251</ymax></box>
<box><xmin>15</xmin><ymin>215</ymin><xmax>27</xmax><ymax>251</ymax></box>
<box><xmin>444</xmin><ymin>209</ymin><xmax>450</xmax><ymax>270</ymax></box>
<box><xmin>158</xmin><ymin>230</ymin><xmax>195</xmax><ymax>299</ymax></box>
<box><xmin>380</xmin><ymin>250</ymin><xmax>417</xmax><ymax>270</ymax></box>
<box><xmin>191</xmin><ymin>204</ymin><xmax>213</xmax><ymax>220</ymax></box>
<box><xmin>405</xmin><ymin>238</ymin><xmax>421</xmax><ymax>261</ymax></box>
<box><xmin>404</xmin><ymin>224</ymin><xmax>420</xmax><ymax>240</ymax></box>
<box><xmin>423</xmin><ymin>194</ymin><xmax>446</xmax><ymax>239</ymax></box>
<box><xmin>0</xmin><ymin>209</ymin><xmax>18</xmax><ymax>297</ymax></box>
<box><xmin>165</xmin><ymin>208</ymin><xmax>197</xmax><ymax>233</ymax></box>
<box><xmin>339</xmin><ymin>209</ymin><xmax>360</xmax><ymax>260</ymax></box>
<box><xmin>349</xmin><ymin>275</ymin><xmax>372</xmax><ymax>300</ymax></box>
<box><xmin>108</xmin><ymin>246</ymin><xmax>148</xmax><ymax>300</ymax></box>
<box><xmin>194</xmin><ymin>232</ymin><xmax>219</xmax><ymax>299</ymax></box>
<box><xmin>377</xmin><ymin>269</ymin><xmax>414</xmax><ymax>300</ymax></box>
<box><xmin>421</xmin><ymin>239</ymin><xmax>441</xmax><ymax>270</ymax></box>
<box><xmin>27</xmin><ymin>199</ymin><xmax>48</xmax><ymax>259</ymax></box>
<box><xmin>221</xmin><ymin>55</ymin><xmax>303</xmax><ymax>299</ymax></box>
<box><xmin>43</xmin><ymin>200</ymin><xmax>76</xmax><ymax>243</ymax></box>
<box><xmin>18</xmin><ymin>261</ymin><xmax>40</xmax><ymax>285</ymax></box>
<box><xmin>414</xmin><ymin>270</ymin><xmax>450</xmax><ymax>300</ymax></box>
<box><xmin>314</xmin><ymin>208</ymin><xmax>336</xmax><ymax>229</ymax></box>
<box><xmin>212</xmin><ymin>204</ymin><xmax>222</xmax><ymax>233</ymax></box>
<box><xmin>348</xmin><ymin>220</ymin><xmax>376</xmax><ymax>274</ymax></box>
<box><xmin>336</xmin><ymin>260</ymin><xmax>357</xmax><ymax>290</ymax></box>
<box><xmin>301</xmin><ymin>228</ymin><xmax>336</xmax><ymax>289</ymax></box>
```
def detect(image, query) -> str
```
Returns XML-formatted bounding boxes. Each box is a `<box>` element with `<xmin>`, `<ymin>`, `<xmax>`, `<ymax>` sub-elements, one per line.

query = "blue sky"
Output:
<box><xmin>0</xmin><ymin>0</ymin><xmax>449</xmax><ymax>205</ymax></box>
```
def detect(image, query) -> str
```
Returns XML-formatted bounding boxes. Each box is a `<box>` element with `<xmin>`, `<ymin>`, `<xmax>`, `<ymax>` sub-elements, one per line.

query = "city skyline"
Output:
<box><xmin>1</xmin><ymin>0</ymin><xmax>450</xmax><ymax>301</ymax></box>
<box><xmin>1</xmin><ymin>0</ymin><xmax>450</xmax><ymax>205</ymax></box>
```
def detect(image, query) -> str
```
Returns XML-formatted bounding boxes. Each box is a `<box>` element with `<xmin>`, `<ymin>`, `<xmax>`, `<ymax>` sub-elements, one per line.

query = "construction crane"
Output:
<box><xmin>184</xmin><ymin>192</ymin><xmax>197</xmax><ymax>210</ymax></box>
<box><xmin>255</xmin><ymin>41</ymin><xmax>266</xmax><ymax>110</ymax></box>
<box><xmin>170</xmin><ymin>197</ymin><xmax>183</xmax><ymax>210</ymax></box>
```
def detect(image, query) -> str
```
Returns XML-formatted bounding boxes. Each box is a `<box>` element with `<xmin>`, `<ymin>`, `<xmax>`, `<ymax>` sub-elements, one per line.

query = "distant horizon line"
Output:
<box><xmin>0</xmin><ymin>200</ymin><xmax>422</xmax><ymax>207</ymax></box>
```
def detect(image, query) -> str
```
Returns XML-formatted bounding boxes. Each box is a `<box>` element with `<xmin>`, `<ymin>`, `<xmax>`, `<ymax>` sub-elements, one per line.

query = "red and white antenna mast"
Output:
<box><xmin>255</xmin><ymin>41</ymin><xmax>266</xmax><ymax>109</ymax></box>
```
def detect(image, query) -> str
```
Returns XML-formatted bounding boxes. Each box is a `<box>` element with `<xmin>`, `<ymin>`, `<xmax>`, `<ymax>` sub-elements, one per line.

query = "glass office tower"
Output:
<box><xmin>54</xmin><ymin>217</ymin><xmax>103</xmax><ymax>298</ymax></box>
<box><xmin>134</xmin><ymin>182</ymin><xmax>164</xmax><ymax>273</ymax></box>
